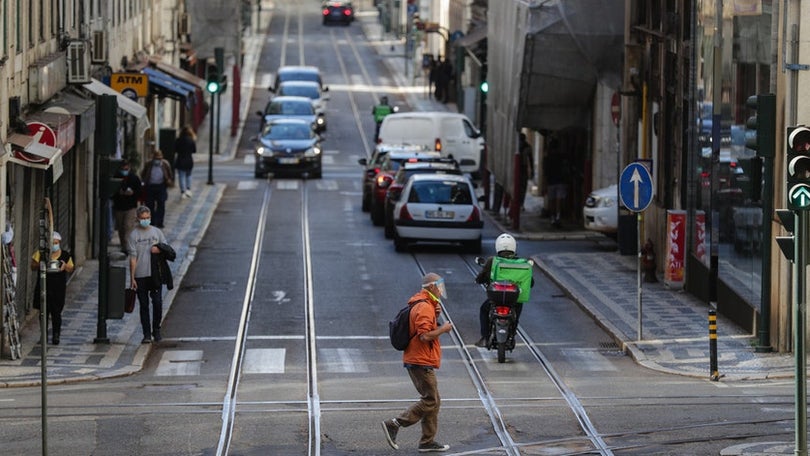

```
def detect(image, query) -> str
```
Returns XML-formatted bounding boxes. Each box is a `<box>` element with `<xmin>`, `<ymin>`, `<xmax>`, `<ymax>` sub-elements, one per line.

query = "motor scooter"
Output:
<box><xmin>475</xmin><ymin>257</ymin><xmax>528</xmax><ymax>363</ymax></box>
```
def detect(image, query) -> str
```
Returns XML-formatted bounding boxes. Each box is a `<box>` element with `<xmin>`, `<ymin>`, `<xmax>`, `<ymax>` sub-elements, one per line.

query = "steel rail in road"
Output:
<box><xmin>215</xmin><ymin>185</ymin><xmax>273</xmax><ymax>455</ymax></box>
<box><xmin>301</xmin><ymin>183</ymin><xmax>322</xmax><ymax>456</ymax></box>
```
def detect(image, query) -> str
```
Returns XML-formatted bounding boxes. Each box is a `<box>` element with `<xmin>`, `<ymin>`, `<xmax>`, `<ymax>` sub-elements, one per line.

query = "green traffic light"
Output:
<box><xmin>480</xmin><ymin>81</ymin><xmax>488</xmax><ymax>93</ymax></box>
<box><xmin>206</xmin><ymin>81</ymin><xmax>220</xmax><ymax>93</ymax></box>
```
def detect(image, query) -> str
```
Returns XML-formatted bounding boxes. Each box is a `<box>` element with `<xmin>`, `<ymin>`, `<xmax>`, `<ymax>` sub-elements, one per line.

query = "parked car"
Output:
<box><xmin>392</xmin><ymin>173</ymin><xmax>483</xmax><ymax>253</ymax></box>
<box><xmin>253</xmin><ymin>118</ymin><xmax>322</xmax><ymax>179</ymax></box>
<box><xmin>376</xmin><ymin>112</ymin><xmax>485</xmax><ymax>177</ymax></box>
<box><xmin>369</xmin><ymin>150</ymin><xmax>443</xmax><ymax>226</ymax></box>
<box><xmin>271</xmin><ymin>65</ymin><xmax>326</xmax><ymax>91</ymax></box>
<box><xmin>357</xmin><ymin>143</ymin><xmax>431</xmax><ymax>213</ymax></box>
<box><xmin>272</xmin><ymin>80</ymin><xmax>330</xmax><ymax>117</ymax></box>
<box><xmin>383</xmin><ymin>160</ymin><xmax>462</xmax><ymax>238</ymax></box>
<box><xmin>256</xmin><ymin>95</ymin><xmax>326</xmax><ymax>132</ymax></box>
<box><xmin>322</xmin><ymin>1</ymin><xmax>354</xmax><ymax>25</ymax></box>
<box><xmin>583</xmin><ymin>184</ymin><xmax>618</xmax><ymax>235</ymax></box>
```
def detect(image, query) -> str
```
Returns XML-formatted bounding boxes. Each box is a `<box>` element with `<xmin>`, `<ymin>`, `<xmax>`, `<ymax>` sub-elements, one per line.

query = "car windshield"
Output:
<box><xmin>267</xmin><ymin>101</ymin><xmax>314</xmax><ymax>115</ymax></box>
<box><xmin>408</xmin><ymin>181</ymin><xmax>472</xmax><ymax>204</ymax></box>
<box><xmin>279</xmin><ymin>85</ymin><xmax>319</xmax><ymax>100</ymax></box>
<box><xmin>262</xmin><ymin>123</ymin><xmax>312</xmax><ymax>140</ymax></box>
<box><xmin>279</xmin><ymin>71</ymin><xmax>320</xmax><ymax>85</ymax></box>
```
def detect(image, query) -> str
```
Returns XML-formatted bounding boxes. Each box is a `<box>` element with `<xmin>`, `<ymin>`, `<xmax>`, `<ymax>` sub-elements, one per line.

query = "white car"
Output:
<box><xmin>274</xmin><ymin>80</ymin><xmax>330</xmax><ymax>117</ymax></box>
<box><xmin>392</xmin><ymin>173</ymin><xmax>483</xmax><ymax>253</ymax></box>
<box><xmin>583</xmin><ymin>184</ymin><xmax>618</xmax><ymax>235</ymax></box>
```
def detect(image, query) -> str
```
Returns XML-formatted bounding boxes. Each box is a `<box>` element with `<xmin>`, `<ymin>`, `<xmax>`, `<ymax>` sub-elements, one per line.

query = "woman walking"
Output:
<box><xmin>174</xmin><ymin>126</ymin><xmax>196</xmax><ymax>199</ymax></box>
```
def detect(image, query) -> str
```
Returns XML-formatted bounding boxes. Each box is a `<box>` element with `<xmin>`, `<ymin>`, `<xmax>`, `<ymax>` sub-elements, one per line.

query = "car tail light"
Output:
<box><xmin>399</xmin><ymin>204</ymin><xmax>413</xmax><ymax>220</ymax></box>
<box><xmin>343</xmin><ymin>9</ymin><xmax>352</xmax><ymax>16</ymax></box>
<box><xmin>494</xmin><ymin>306</ymin><xmax>511</xmax><ymax>316</ymax></box>
<box><xmin>322</xmin><ymin>9</ymin><xmax>329</xmax><ymax>16</ymax></box>
<box><xmin>435</xmin><ymin>138</ymin><xmax>442</xmax><ymax>152</ymax></box>
<box><xmin>376</xmin><ymin>174</ymin><xmax>393</xmax><ymax>189</ymax></box>
<box><xmin>466</xmin><ymin>206</ymin><xmax>480</xmax><ymax>222</ymax></box>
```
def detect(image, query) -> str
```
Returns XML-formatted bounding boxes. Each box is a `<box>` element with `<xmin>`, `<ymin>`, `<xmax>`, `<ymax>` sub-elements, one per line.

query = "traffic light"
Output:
<box><xmin>776</xmin><ymin>209</ymin><xmax>796</xmax><ymax>262</ymax></box>
<box><xmin>745</xmin><ymin>93</ymin><xmax>776</xmax><ymax>158</ymax></box>
<box><xmin>480</xmin><ymin>81</ymin><xmax>489</xmax><ymax>93</ymax></box>
<box><xmin>786</xmin><ymin>126</ymin><xmax>810</xmax><ymax>210</ymax></box>
<box><xmin>206</xmin><ymin>63</ymin><xmax>220</xmax><ymax>94</ymax></box>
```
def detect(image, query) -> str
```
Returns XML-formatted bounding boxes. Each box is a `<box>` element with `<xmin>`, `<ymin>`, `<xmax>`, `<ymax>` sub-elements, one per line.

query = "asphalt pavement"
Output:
<box><xmin>0</xmin><ymin>7</ymin><xmax>800</xmax><ymax>455</ymax></box>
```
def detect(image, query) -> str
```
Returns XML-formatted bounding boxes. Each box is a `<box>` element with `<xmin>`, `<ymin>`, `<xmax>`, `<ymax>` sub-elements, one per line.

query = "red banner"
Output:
<box><xmin>665</xmin><ymin>210</ymin><xmax>686</xmax><ymax>288</ymax></box>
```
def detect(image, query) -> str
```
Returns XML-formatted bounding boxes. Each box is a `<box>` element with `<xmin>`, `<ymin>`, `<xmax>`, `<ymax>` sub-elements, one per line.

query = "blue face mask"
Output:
<box><xmin>120</xmin><ymin>170</ymin><xmax>130</xmax><ymax>176</ymax></box>
<box><xmin>139</xmin><ymin>219</ymin><xmax>151</xmax><ymax>228</ymax></box>
<box><xmin>51</xmin><ymin>244</ymin><xmax>60</xmax><ymax>252</ymax></box>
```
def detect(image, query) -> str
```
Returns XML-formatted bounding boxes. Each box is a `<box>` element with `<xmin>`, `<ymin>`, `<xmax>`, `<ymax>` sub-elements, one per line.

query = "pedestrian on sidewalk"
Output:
<box><xmin>381</xmin><ymin>272</ymin><xmax>453</xmax><ymax>453</ymax></box>
<box><xmin>112</xmin><ymin>160</ymin><xmax>142</xmax><ymax>253</ymax></box>
<box><xmin>128</xmin><ymin>206</ymin><xmax>167</xmax><ymax>343</ymax></box>
<box><xmin>140</xmin><ymin>149</ymin><xmax>173</xmax><ymax>228</ymax></box>
<box><xmin>30</xmin><ymin>231</ymin><xmax>74</xmax><ymax>345</ymax></box>
<box><xmin>543</xmin><ymin>138</ymin><xmax>569</xmax><ymax>226</ymax></box>
<box><xmin>174</xmin><ymin>125</ymin><xmax>196</xmax><ymax>199</ymax></box>
<box><xmin>517</xmin><ymin>133</ymin><xmax>534</xmax><ymax>211</ymax></box>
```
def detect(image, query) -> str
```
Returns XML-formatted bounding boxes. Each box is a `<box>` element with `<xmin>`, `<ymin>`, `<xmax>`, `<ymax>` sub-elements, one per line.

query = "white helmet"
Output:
<box><xmin>495</xmin><ymin>233</ymin><xmax>516</xmax><ymax>256</ymax></box>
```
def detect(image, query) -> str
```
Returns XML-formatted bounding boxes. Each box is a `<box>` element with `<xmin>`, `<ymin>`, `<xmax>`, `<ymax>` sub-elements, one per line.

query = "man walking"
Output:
<box><xmin>128</xmin><ymin>206</ymin><xmax>167</xmax><ymax>343</ymax></box>
<box><xmin>382</xmin><ymin>272</ymin><xmax>453</xmax><ymax>452</ymax></box>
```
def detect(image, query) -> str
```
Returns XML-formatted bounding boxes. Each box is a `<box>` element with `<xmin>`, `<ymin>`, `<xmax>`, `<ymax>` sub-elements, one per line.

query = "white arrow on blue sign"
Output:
<box><xmin>619</xmin><ymin>163</ymin><xmax>654</xmax><ymax>212</ymax></box>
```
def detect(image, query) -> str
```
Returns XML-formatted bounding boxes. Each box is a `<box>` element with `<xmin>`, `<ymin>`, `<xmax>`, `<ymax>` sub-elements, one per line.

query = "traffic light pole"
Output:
<box><xmin>795</xmin><ymin>211</ymin><xmax>807</xmax><ymax>456</ymax></box>
<box><xmin>207</xmin><ymin>91</ymin><xmax>215</xmax><ymax>185</ymax></box>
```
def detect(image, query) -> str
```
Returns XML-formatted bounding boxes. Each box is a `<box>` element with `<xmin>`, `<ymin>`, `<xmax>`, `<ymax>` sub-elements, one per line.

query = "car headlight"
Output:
<box><xmin>599</xmin><ymin>196</ymin><xmax>616</xmax><ymax>208</ymax></box>
<box><xmin>316</xmin><ymin>117</ymin><xmax>325</xmax><ymax>126</ymax></box>
<box><xmin>256</xmin><ymin>147</ymin><xmax>270</xmax><ymax>157</ymax></box>
<box><xmin>304</xmin><ymin>146</ymin><xmax>321</xmax><ymax>157</ymax></box>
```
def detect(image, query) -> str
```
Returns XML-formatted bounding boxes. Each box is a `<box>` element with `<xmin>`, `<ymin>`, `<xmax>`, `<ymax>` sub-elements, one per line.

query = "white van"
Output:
<box><xmin>377</xmin><ymin>112</ymin><xmax>485</xmax><ymax>176</ymax></box>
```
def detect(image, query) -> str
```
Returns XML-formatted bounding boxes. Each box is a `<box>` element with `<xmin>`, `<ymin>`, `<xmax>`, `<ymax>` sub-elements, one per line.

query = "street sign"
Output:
<box><xmin>611</xmin><ymin>92</ymin><xmax>620</xmax><ymax>126</ymax></box>
<box><xmin>619</xmin><ymin>162</ymin><xmax>653</xmax><ymax>212</ymax></box>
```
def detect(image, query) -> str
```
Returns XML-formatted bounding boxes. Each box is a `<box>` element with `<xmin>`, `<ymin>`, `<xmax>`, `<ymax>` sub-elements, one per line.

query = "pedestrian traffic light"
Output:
<box><xmin>776</xmin><ymin>209</ymin><xmax>796</xmax><ymax>262</ymax></box>
<box><xmin>480</xmin><ymin>81</ymin><xmax>488</xmax><ymax>93</ymax></box>
<box><xmin>206</xmin><ymin>63</ymin><xmax>220</xmax><ymax>94</ymax></box>
<box><xmin>786</xmin><ymin>126</ymin><xmax>810</xmax><ymax>210</ymax></box>
<box><xmin>745</xmin><ymin>93</ymin><xmax>776</xmax><ymax>158</ymax></box>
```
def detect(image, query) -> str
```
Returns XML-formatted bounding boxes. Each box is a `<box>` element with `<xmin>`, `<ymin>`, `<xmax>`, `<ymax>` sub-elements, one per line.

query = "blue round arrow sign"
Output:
<box><xmin>619</xmin><ymin>163</ymin><xmax>654</xmax><ymax>212</ymax></box>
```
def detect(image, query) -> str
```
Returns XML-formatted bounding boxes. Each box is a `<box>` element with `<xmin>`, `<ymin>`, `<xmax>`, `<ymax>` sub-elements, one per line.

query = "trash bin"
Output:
<box><xmin>107</xmin><ymin>265</ymin><xmax>126</xmax><ymax>319</ymax></box>
<box><xmin>617</xmin><ymin>209</ymin><xmax>638</xmax><ymax>256</ymax></box>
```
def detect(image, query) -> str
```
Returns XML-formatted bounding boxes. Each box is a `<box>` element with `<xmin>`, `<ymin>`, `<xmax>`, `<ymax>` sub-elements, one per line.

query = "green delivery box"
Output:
<box><xmin>490</xmin><ymin>257</ymin><xmax>533</xmax><ymax>302</ymax></box>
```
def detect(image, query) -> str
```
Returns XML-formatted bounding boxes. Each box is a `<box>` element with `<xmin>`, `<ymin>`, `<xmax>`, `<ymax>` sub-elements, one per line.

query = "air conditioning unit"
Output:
<box><xmin>92</xmin><ymin>30</ymin><xmax>108</xmax><ymax>63</ymax></box>
<box><xmin>67</xmin><ymin>41</ymin><xmax>90</xmax><ymax>84</ymax></box>
<box><xmin>178</xmin><ymin>13</ymin><xmax>189</xmax><ymax>36</ymax></box>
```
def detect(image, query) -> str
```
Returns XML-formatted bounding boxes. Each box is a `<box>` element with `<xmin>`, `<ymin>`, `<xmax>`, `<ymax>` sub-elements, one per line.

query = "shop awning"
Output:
<box><xmin>142</xmin><ymin>67</ymin><xmax>196</xmax><ymax>103</ymax></box>
<box><xmin>517</xmin><ymin>0</ymin><xmax>624</xmax><ymax>131</ymax></box>
<box><xmin>147</xmin><ymin>57</ymin><xmax>206</xmax><ymax>89</ymax></box>
<box><xmin>42</xmin><ymin>91</ymin><xmax>96</xmax><ymax>143</ymax></box>
<box><xmin>453</xmin><ymin>26</ymin><xmax>487</xmax><ymax>48</ymax></box>
<box><xmin>7</xmin><ymin>133</ymin><xmax>64</xmax><ymax>181</ymax></box>
<box><xmin>83</xmin><ymin>79</ymin><xmax>150</xmax><ymax>138</ymax></box>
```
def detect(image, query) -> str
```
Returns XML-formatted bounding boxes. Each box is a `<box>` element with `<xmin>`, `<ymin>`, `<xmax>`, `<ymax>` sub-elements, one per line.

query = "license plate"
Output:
<box><xmin>425</xmin><ymin>210</ymin><xmax>454</xmax><ymax>219</ymax></box>
<box><xmin>278</xmin><ymin>157</ymin><xmax>299</xmax><ymax>165</ymax></box>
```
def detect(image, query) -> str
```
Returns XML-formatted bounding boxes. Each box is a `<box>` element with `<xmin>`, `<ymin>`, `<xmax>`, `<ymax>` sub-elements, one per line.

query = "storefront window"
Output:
<box><xmin>692</xmin><ymin>1</ymin><xmax>772</xmax><ymax>309</ymax></box>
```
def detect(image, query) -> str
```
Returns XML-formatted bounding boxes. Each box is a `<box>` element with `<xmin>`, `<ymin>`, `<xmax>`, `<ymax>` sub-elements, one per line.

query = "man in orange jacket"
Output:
<box><xmin>382</xmin><ymin>272</ymin><xmax>453</xmax><ymax>453</ymax></box>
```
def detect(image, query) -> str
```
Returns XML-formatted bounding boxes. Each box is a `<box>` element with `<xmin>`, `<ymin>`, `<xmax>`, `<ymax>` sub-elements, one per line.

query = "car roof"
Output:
<box><xmin>386</xmin><ymin>151</ymin><xmax>442</xmax><ymax>160</ymax></box>
<box><xmin>266</xmin><ymin>118</ymin><xmax>311</xmax><ymax>126</ymax></box>
<box><xmin>277</xmin><ymin>66</ymin><xmax>320</xmax><ymax>74</ymax></box>
<box><xmin>401</xmin><ymin>160</ymin><xmax>459</xmax><ymax>170</ymax></box>
<box><xmin>407</xmin><ymin>173</ymin><xmax>471</xmax><ymax>184</ymax></box>
<box><xmin>376</xmin><ymin>143</ymin><xmax>432</xmax><ymax>153</ymax></box>
<box><xmin>278</xmin><ymin>80</ymin><xmax>321</xmax><ymax>88</ymax></box>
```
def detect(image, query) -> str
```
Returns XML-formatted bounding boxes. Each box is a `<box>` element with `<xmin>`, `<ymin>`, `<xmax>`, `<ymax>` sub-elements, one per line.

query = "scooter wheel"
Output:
<box><xmin>497</xmin><ymin>343</ymin><xmax>506</xmax><ymax>363</ymax></box>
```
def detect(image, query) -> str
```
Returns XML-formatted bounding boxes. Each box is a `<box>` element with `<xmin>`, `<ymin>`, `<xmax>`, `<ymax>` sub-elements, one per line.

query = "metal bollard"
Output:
<box><xmin>709</xmin><ymin>309</ymin><xmax>720</xmax><ymax>381</ymax></box>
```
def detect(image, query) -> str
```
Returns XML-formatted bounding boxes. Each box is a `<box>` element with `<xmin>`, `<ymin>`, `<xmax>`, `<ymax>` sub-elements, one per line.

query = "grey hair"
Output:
<box><xmin>136</xmin><ymin>206</ymin><xmax>151</xmax><ymax>217</ymax></box>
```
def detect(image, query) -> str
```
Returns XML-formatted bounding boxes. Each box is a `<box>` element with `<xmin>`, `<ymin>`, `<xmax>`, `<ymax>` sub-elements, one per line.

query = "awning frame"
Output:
<box><xmin>83</xmin><ymin>79</ymin><xmax>151</xmax><ymax>138</ymax></box>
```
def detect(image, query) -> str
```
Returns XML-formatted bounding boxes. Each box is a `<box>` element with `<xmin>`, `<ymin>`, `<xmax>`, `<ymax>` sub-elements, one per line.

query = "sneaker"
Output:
<box><xmin>418</xmin><ymin>441</ymin><xmax>449</xmax><ymax>452</ymax></box>
<box><xmin>153</xmin><ymin>330</ymin><xmax>162</xmax><ymax>342</ymax></box>
<box><xmin>141</xmin><ymin>338</ymin><xmax>151</xmax><ymax>344</ymax></box>
<box><xmin>185</xmin><ymin>190</ymin><xmax>193</xmax><ymax>197</ymax></box>
<box><xmin>475</xmin><ymin>337</ymin><xmax>488</xmax><ymax>348</ymax></box>
<box><xmin>381</xmin><ymin>419</ymin><xmax>399</xmax><ymax>450</ymax></box>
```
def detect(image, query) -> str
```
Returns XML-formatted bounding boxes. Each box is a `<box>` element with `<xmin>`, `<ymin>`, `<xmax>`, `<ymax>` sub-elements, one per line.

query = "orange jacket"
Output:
<box><xmin>403</xmin><ymin>290</ymin><xmax>442</xmax><ymax>368</ymax></box>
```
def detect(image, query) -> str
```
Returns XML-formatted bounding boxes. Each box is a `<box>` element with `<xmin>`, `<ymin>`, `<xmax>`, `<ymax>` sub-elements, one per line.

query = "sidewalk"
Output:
<box><xmin>0</xmin><ymin>8</ymin><xmax>799</xmax><ymax>455</ymax></box>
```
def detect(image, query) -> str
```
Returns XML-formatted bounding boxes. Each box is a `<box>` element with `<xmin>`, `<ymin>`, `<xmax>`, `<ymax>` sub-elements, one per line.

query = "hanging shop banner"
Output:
<box><xmin>665</xmin><ymin>210</ymin><xmax>686</xmax><ymax>288</ymax></box>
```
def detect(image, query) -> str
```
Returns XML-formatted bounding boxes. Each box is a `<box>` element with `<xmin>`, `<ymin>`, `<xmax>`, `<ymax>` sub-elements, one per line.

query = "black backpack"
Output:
<box><xmin>389</xmin><ymin>299</ymin><xmax>427</xmax><ymax>350</ymax></box>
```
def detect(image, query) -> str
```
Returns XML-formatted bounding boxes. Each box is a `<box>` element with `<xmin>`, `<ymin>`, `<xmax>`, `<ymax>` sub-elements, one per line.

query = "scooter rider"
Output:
<box><xmin>372</xmin><ymin>96</ymin><xmax>393</xmax><ymax>141</ymax></box>
<box><xmin>474</xmin><ymin>233</ymin><xmax>534</xmax><ymax>348</ymax></box>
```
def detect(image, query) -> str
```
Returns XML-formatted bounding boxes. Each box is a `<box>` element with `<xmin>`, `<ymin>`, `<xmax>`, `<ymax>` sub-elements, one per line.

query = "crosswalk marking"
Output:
<box><xmin>237</xmin><ymin>181</ymin><xmax>259</xmax><ymax>190</ymax></box>
<box><xmin>155</xmin><ymin>350</ymin><xmax>204</xmax><ymax>376</ymax></box>
<box><xmin>243</xmin><ymin>348</ymin><xmax>286</xmax><ymax>374</ymax></box>
<box><xmin>276</xmin><ymin>181</ymin><xmax>299</xmax><ymax>190</ymax></box>
<box><xmin>319</xmin><ymin>348</ymin><xmax>368</xmax><ymax>373</ymax></box>
<box><xmin>561</xmin><ymin>348</ymin><xmax>618</xmax><ymax>372</ymax></box>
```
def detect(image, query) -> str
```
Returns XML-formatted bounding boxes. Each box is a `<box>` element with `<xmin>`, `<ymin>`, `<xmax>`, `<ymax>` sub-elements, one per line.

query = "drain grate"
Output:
<box><xmin>598</xmin><ymin>341</ymin><xmax>625</xmax><ymax>356</ymax></box>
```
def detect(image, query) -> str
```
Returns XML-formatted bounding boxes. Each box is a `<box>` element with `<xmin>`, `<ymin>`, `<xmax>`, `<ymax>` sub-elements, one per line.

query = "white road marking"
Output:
<box><xmin>276</xmin><ymin>181</ymin><xmax>299</xmax><ymax>190</ymax></box>
<box><xmin>319</xmin><ymin>348</ymin><xmax>369</xmax><ymax>373</ymax></box>
<box><xmin>315</xmin><ymin>180</ymin><xmax>339</xmax><ymax>191</ymax></box>
<box><xmin>155</xmin><ymin>350</ymin><xmax>204</xmax><ymax>376</ymax></box>
<box><xmin>237</xmin><ymin>181</ymin><xmax>259</xmax><ymax>190</ymax></box>
<box><xmin>243</xmin><ymin>348</ymin><xmax>286</xmax><ymax>374</ymax></box>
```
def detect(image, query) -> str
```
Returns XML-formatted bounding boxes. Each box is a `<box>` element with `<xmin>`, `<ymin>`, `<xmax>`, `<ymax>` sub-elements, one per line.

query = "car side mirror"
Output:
<box><xmin>358</xmin><ymin>158</ymin><xmax>368</xmax><ymax>166</ymax></box>
<box><xmin>268</xmin><ymin>86</ymin><xmax>276</xmax><ymax>92</ymax></box>
<box><xmin>477</xmin><ymin>195</ymin><xmax>487</xmax><ymax>202</ymax></box>
<box><xmin>474</xmin><ymin>257</ymin><xmax>486</xmax><ymax>266</ymax></box>
<box><xmin>323</xmin><ymin>86</ymin><xmax>329</xmax><ymax>92</ymax></box>
<box><xmin>256</xmin><ymin>110</ymin><xmax>264</xmax><ymax>117</ymax></box>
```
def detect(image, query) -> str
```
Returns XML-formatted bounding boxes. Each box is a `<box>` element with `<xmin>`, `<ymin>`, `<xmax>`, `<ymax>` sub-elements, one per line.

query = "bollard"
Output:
<box><xmin>709</xmin><ymin>309</ymin><xmax>720</xmax><ymax>381</ymax></box>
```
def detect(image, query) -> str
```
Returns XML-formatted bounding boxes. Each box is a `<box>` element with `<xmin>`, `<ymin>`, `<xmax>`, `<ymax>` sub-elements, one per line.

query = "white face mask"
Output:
<box><xmin>428</xmin><ymin>279</ymin><xmax>447</xmax><ymax>300</ymax></box>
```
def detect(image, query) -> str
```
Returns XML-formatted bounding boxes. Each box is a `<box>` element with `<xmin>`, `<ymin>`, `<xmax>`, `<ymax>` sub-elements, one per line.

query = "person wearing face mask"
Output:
<box><xmin>128</xmin><ymin>206</ymin><xmax>168</xmax><ymax>343</ymax></box>
<box><xmin>30</xmin><ymin>231</ymin><xmax>74</xmax><ymax>345</ymax></box>
<box><xmin>140</xmin><ymin>149</ymin><xmax>173</xmax><ymax>228</ymax></box>
<box><xmin>112</xmin><ymin>159</ymin><xmax>143</xmax><ymax>253</ymax></box>
<box><xmin>381</xmin><ymin>272</ymin><xmax>453</xmax><ymax>453</ymax></box>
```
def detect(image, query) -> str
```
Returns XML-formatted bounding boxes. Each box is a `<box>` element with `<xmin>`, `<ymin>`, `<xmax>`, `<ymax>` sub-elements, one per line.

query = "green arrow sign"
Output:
<box><xmin>789</xmin><ymin>184</ymin><xmax>810</xmax><ymax>210</ymax></box>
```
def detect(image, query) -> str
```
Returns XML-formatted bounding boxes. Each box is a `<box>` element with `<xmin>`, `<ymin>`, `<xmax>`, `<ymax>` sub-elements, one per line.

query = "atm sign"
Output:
<box><xmin>110</xmin><ymin>73</ymin><xmax>149</xmax><ymax>99</ymax></box>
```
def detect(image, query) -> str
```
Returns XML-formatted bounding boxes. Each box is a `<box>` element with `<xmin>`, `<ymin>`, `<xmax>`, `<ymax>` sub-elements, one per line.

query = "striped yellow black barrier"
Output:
<box><xmin>709</xmin><ymin>309</ymin><xmax>719</xmax><ymax>381</ymax></box>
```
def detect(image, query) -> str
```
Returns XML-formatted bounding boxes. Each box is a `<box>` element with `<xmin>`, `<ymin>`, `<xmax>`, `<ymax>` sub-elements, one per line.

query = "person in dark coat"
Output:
<box><xmin>140</xmin><ymin>149</ymin><xmax>173</xmax><ymax>228</ymax></box>
<box><xmin>112</xmin><ymin>160</ymin><xmax>142</xmax><ymax>253</ymax></box>
<box><xmin>30</xmin><ymin>231</ymin><xmax>74</xmax><ymax>345</ymax></box>
<box><xmin>174</xmin><ymin>125</ymin><xmax>196</xmax><ymax>199</ymax></box>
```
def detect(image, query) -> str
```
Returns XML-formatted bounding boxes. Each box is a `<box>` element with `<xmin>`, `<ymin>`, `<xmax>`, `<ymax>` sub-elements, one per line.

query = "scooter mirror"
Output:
<box><xmin>474</xmin><ymin>256</ymin><xmax>486</xmax><ymax>266</ymax></box>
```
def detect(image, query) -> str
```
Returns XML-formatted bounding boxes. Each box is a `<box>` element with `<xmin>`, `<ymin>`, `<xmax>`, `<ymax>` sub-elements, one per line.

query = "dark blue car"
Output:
<box><xmin>254</xmin><ymin>118</ymin><xmax>323</xmax><ymax>179</ymax></box>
